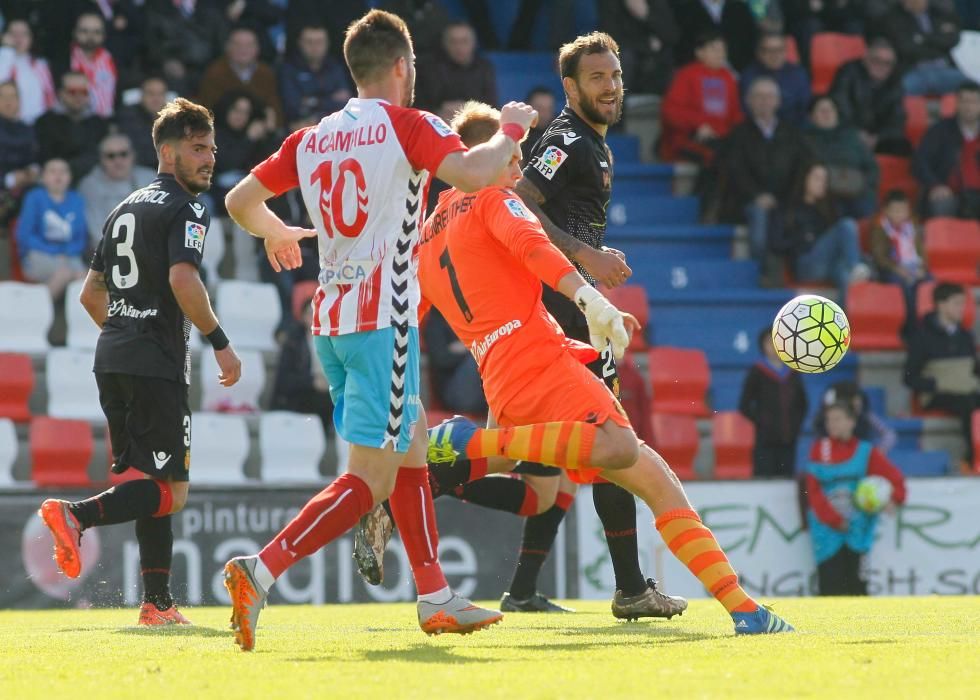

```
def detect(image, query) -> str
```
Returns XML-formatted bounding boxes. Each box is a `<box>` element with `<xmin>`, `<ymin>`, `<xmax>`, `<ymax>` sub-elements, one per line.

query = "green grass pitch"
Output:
<box><xmin>2</xmin><ymin>597</ymin><xmax>978</xmax><ymax>699</ymax></box>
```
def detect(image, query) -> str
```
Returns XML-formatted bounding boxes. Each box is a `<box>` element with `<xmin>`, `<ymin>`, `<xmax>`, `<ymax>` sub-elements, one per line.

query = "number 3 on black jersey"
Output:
<box><xmin>111</xmin><ymin>212</ymin><xmax>139</xmax><ymax>289</ymax></box>
<box><xmin>439</xmin><ymin>246</ymin><xmax>473</xmax><ymax>322</ymax></box>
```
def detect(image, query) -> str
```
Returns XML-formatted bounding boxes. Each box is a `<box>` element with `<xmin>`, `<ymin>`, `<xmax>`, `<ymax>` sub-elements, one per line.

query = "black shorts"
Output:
<box><xmin>513</xmin><ymin>461</ymin><xmax>561</xmax><ymax>477</ymax></box>
<box><xmin>96</xmin><ymin>372</ymin><xmax>191</xmax><ymax>482</ymax></box>
<box><xmin>562</xmin><ymin>318</ymin><xmax>621</xmax><ymax>398</ymax></box>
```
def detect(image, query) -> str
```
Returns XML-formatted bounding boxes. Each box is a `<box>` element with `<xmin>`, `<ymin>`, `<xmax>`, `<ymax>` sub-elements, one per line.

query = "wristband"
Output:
<box><xmin>206</xmin><ymin>325</ymin><xmax>230</xmax><ymax>351</ymax></box>
<box><xmin>500</xmin><ymin>122</ymin><xmax>526</xmax><ymax>143</ymax></box>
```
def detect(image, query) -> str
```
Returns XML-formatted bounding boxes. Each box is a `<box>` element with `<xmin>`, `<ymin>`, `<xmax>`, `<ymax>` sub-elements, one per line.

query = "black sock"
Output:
<box><xmin>451</xmin><ymin>476</ymin><xmax>532</xmax><ymax>514</ymax></box>
<box><xmin>70</xmin><ymin>480</ymin><xmax>164</xmax><ymax>529</ymax></box>
<box><xmin>593</xmin><ymin>481</ymin><xmax>646</xmax><ymax>597</ymax></box>
<box><xmin>508</xmin><ymin>493</ymin><xmax>573</xmax><ymax>599</ymax></box>
<box><xmin>136</xmin><ymin>515</ymin><xmax>173</xmax><ymax>610</ymax></box>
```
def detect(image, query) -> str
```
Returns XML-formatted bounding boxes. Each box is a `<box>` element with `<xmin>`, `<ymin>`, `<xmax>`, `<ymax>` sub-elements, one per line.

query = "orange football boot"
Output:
<box><xmin>138</xmin><ymin>602</ymin><xmax>192</xmax><ymax>626</ymax></box>
<box><xmin>38</xmin><ymin>499</ymin><xmax>83</xmax><ymax>578</ymax></box>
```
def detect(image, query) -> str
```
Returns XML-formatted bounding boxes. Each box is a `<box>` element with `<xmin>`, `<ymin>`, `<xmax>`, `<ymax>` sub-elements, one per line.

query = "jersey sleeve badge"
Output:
<box><xmin>424</xmin><ymin>113</ymin><xmax>454</xmax><ymax>138</ymax></box>
<box><xmin>532</xmin><ymin>145</ymin><xmax>568</xmax><ymax>180</ymax></box>
<box><xmin>184</xmin><ymin>221</ymin><xmax>206</xmax><ymax>251</ymax></box>
<box><xmin>504</xmin><ymin>198</ymin><xmax>534</xmax><ymax>220</ymax></box>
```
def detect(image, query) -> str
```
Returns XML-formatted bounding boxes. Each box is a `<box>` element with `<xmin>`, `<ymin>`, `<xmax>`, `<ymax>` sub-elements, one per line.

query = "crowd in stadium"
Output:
<box><xmin>2</xmin><ymin>0</ymin><xmax>980</xmax><ymax>484</ymax></box>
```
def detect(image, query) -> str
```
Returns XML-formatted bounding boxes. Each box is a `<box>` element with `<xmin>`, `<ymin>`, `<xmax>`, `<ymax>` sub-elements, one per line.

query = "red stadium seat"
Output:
<box><xmin>784</xmin><ymin>35</ymin><xmax>800</xmax><ymax>64</ymax></box>
<box><xmin>904</xmin><ymin>96</ymin><xmax>930</xmax><ymax>147</ymax></box>
<box><xmin>30</xmin><ymin>417</ymin><xmax>93</xmax><ymax>486</ymax></box>
<box><xmin>605</xmin><ymin>284</ymin><xmax>649</xmax><ymax>351</ymax></box>
<box><xmin>846</xmin><ymin>281</ymin><xmax>905</xmax><ymax>350</ymax></box>
<box><xmin>924</xmin><ymin>217</ymin><xmax>980</xmax><ymax>286</ymax></box>
<box><xmin>647</xmin><ymin>346</ymin><xmax>710</xmax><ymax>416</ymax></box>
<box><xmin>712</xmin><ymin>411</ymin><xmax>755</xmax><ymax>480</ymax></box>
<box><xmin>810</xmin><ymin>33</ymin><xmax>866</xmax><ymax>93</ymax></box>
<box><xmin>915</xmin><ymin>280</ymin><xmax>976</xmax><ymax>329</ymax></box>
<box><xmin>0</xmin><ymin>353</ymin><xmax>34</xmax><ymax>422</ymax></box>
<box><xmin>875</xmin><ymin>155</ymin><xmax>919</xmax><ymax>203</ymax></box>
<box><xmin>650</xmin><ymin>413</ymin><xmax>698</xmax><ymax>480</ymax></box>
<box><xmin>939</xmin><ymin>92</ymin><xmax>957</xmax><ymax>118</ymax></box>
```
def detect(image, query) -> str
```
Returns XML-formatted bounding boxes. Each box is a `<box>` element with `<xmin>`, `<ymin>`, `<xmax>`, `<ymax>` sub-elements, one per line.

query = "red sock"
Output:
<box><xmin>517</xmin><ymin>486</ymin><xmax>539</xmax><ymax>516</ymax></box>
<box><xmin>259</xmin><ymin>473</ymin><xmax>373</xmax><ymax>579</ymax></box>
<box><xmin>389</xmin><ymin>466</ymin><xmax>448</xmax><ymax>595</ymax></box>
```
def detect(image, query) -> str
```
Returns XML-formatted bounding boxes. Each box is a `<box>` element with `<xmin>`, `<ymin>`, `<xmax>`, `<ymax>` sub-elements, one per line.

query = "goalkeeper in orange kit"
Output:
<box><xmin>413</xmin><ymin>101</ymin><xmax>792</xmax><ymax>635</ymax></box>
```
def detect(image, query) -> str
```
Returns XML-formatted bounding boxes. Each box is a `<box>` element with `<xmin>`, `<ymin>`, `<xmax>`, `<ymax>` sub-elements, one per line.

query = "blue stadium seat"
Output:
<box><xmin>487</xmin><ymin>51</ymin><xmax>564</xmax><ymax>103</ymax></box>
<box><xmin>890</xmin><ymin>449</ymin><xmax>949</xmax><ymax>476</ymax></box>
<box><xmin>883</xmin><ymin>418</ymin><xmax>925</xmax><ymax>451</ymax></box>
<box><xmin>608</xmin><ymin>195</ymin><xmax>698</xmax><ymax>226</ymax></box>
<box><xmin>633</xmin><ymin>259</ymin><xmax>759</xmax><ymax>292</ymax></box>
<box><xmin>610</xmin><ymin>226</ymin><xmax>734</xmax><ymax>261</ymax></box>
<box><xmin>710</xmin><ymin>373</ymin><xmax>744</xmax><ymax>411</ymax></box>
<box><xmin>864</xmin><ymin>386</ymin><xmax>887</xmax><ymax>418</ymax></box>
<box><xmin>607</xmin><ymin>135</ymin><xmax>642</xmax><ymax>164</ymax></box>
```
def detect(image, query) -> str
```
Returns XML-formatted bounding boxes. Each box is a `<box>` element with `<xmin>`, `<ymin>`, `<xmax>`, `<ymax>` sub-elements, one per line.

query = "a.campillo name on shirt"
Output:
<box><xmin>304</xmin><ymin>124</ymin><xmax>389</xmax><ymax>154</ymax></box>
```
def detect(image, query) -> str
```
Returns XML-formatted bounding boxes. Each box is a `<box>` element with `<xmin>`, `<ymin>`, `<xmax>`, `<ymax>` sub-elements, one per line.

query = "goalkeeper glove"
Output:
<box><xmin>574</xmin><ymin>285</ymin><xmax>629</xmax><ymax>360</ymax></box>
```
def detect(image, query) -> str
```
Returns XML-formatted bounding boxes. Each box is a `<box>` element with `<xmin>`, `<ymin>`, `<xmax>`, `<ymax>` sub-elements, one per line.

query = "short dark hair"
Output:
<box><xmin>957</xmin><ymin>80</ymin><xmax>980</xmax><ymax>97</ymax></box>
<box><xmin>694</xmin><ymin>30</ymin><xmax>724</xmax><ymax>51</ymax></box>
<box><xmin>757</xmin><ymin>30</ymin><xmax>785</xmax><ymax>49</ymax></box>
<box><xmin>825</xmin><ymin>400</ymin><xmax>857</xmax><ymax>420</ymax></box>
<box><xmin>343</xmin><ymin>10</ymin><xmax>413</xmax><ymax>86</ymax></box>
<box><xmin>152</xmin><ymin>98</ymin><xmax>214</xmax><ymax>151</ymax></box>
<box><xmin>867</xmin><ymin>36</ymin><xmax>895</xmax><ymax>53</ymax></box>
<box><xmin>934</xmin><ymin>282</ymin><xmax>966</xmax><ymax>305</ymax></box>
<box><xmin>525</xmin><ymin>85</ymin><xmax>555</xmax><ymax>102</ymax></box>
<box><xmin>808</xmin><ymin>93</ymin><xmax>837</xmax><ymax>114</ymax></box>
<box><xmin>558</xmin><ymin>31</ymin><xmax>619</xmax><ymax>80</ymax></box>
<box><xmin>883</xmin><ymin>189</ymin><xmax>909</xmax><ymax>205</ymax></box>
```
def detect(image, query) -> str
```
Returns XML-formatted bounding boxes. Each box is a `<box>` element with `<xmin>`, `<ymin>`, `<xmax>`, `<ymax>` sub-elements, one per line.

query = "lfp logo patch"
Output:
<box><xmin>533</xmin><ymin>145</ymin><xmax>568</xmax><ymax>180</ymax></box>
<box><xmin>184</xmin><ymin>221</ymin><xmax>206</xmax><ymax>252</ymax></box>
<box><xmin>504</xmin><ymin>198</ymin><xmax>534</xmax><ymax>220</ymax></box>
<box><xmin>424</xmin><ymin>114</ymin><xmax>454</xmax><ymax>138</ymax></box>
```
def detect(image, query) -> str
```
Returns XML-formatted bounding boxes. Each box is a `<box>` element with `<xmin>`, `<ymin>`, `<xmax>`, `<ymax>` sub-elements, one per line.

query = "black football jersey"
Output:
<box><xmin>522</xmin><ymin>107</ymin><xmax>613</xmax><ymax>329</ymax></box>
<box><xmin>90</xmin><ymin>173</ymin><xmax>209</xmax><ymax>384</ymax></box>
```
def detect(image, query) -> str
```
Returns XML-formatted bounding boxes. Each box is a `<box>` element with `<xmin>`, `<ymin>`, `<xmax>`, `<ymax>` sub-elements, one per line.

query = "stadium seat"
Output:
<box><xmin>939</xmin><ymin>92</ymin><xmax>957</xmax><ymax>118</ymax></box>
<box><xmin>199</xmin><ymin>215</ymin><xmax>225</xmax><ymax>287</ymax></box>
<box><xmin>846</xmin><ymin>282</ymin><xmax>905</xmax><ymax>350</ymax></box>
<box><xmin>904</xmin><ymin>95</ymin><xmax>929</xmax><ymax>147</ymax></box>
<box><xmin>650</xmin><ymin>413</ymin><xmax>698</xmax><ymax>480</ymax></box>
<box><xmin>810</xmin><ymin>33</ymin><xmax>866</xmax><ymax>93</ymax></box>
<box><xmin>190</xmin><ymin>412</ymin><xmax>250</xmax><ymax>484</ymax></box>
<box><xmin>784</xmin><ymin>35</ymin><xmax>800</xmax><ymax>64</ymax></box>
<box><xmin>0</xmin><ymin>353</ymin><xmax>34</xmax><ymax>422</ymax></box>
<box><xmin>46</xmin><ymin>348</ymin><xmax>102</xmax><ymax>421</ymax></box>
<box><xmin>30</xmin><ymin>416</ymin><xmax>94</xmax><ymax>487</ymax></box>
<box><xmin>916</xmin><ymin>280</ymin><xmax>976</xmax><ymax>329</ymax></box>
<box><xmin>924</xmin><ymin>218</ymin><xmax>980</xmax><ymax>285</ymax></box>
<box><xmin>891</xmin><ymin>448</ymin><xmax>949</xmax><ymax>477</ymax></box>
<box><xmin>0</xmin><ymin>418</ymin><xmax>17</xmax><ymax>485</ymax></box>
<box><xmin>292</xmin><ymin>279</ymin><xmax>319</xmax><ymax>321</ymax></box>
<box><xmin>259</xmin><ymin>411</ymin><xmax>326</xmax><ymax>483</ymax></box>
<box><xmin>647</xmin><ymin>347</ymin><xmax>710</xmax><ymax>416</ymax></box>
<box><xmin>712</xmin><ymin>411</ymin><xmax>755</xmax><ymax>480</ymax></box>
<box><xmin>200</xmin><ymin>348</ymin><xmax>265</xmax><ymax>412</ymax></box>
<box><xmin>215</xmin><ymin>280</ymin><xmax>281</xmax><ymax>352</ymax></box>
<box><xmin>65</xmin><ymin>279</ymin><xmax>100</xmax><ymax>350</ymax></box>
<box><xmin>603</xmin><ymin>285</ymin><xmax>649</xmax><ymax>350</ymax></box>
<box><xmin>875</xmin><ymin>155</ymin><xmax>919</xmax><ymax>202</ymax></box>
<box><xmin>0</xmin><ymin>282</ymin><xmax>53</xmax><ymax>353</ymax></box>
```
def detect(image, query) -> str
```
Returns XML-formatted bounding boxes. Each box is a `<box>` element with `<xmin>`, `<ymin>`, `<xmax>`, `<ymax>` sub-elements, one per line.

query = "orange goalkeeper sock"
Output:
<box><xmin>655</xmin><ymin>508</ymin><xmax>757</xmax><ymax>614</ymax></box>
<box><xmin>465</xmin><ymin>422</ymin><xmax>597</xmax><ymax>471</ymax></box>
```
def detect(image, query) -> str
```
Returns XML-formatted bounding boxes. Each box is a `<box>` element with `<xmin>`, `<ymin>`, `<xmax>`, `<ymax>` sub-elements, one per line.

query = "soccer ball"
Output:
<box><xmin>853</xmin><ymin>475</ymin><xmax>893</xmax><ymax>514</ymax></box>
<box><xmin>771</xmin><ymin>295</ymin><xmax>851</xmax><ymax>373</ymax></box>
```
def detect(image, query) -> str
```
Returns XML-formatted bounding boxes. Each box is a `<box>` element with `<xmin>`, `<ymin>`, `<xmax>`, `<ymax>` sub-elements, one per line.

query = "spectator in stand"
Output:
<box><xmin>746</xmin><ymin>0</ymin><xmax>784</xmax><ymax>31</ymax></box>
<box><xmin>34</xmin><ymin>71</ymin><xmax>110</xmax><ymax>181</ymax></box>
<box><xmin>115</xmin><ymin>75</ymin><xmax>169</xmax><ymax>170</ymax></box>
<box><xmin>522</xmin><ymin>86</ymin><xmax>557</xmax><ymax>160</ymax></box>
<box><xmin>90</xmin><ymin>0</ymin><xmax>146</xmax><ymax>77</ymax></box>
<box><xmin>905</xmin><ymin>282</ymin><xmax>980</xmax><ymax>469</ymax></box>
<box><xmin>212</xmin><ymin>91</ymin><xmax>279</xmax><ymax>215</ymax></box>
<box><xmin>144</xmin><ymin>0</ymin><xmax>228</xmax><ymax>96</ymax></box>
<box><xmin>598</xmin><ymin>0</ymin><xmax>679</xmax><ymax>96</ymax></box>
<box><xmin>783</xmin><ymin>1</ymin><xmax>864</xmax><ymax>69</ymax></box>
<box><xmin>740</xmin><ymin>31</ymin><xmax>811</xmax><ymax>127</ymax></box>
<box><xmin>879</xmin><ymin>0</ymin><xmax>965</xmax><ymax>97</ymax></box>
<box><xmin>415</xmin><ymin>21</ymin><xmax>497</xmax><ymax>114</ymax></box>
<box><xmin>78</xmin><ymin>134</ymin><xmax>155</xmax><ymax>249</ymax></box>
<box><xmin>803</xmin><ymin>400</ymin><xmax>906</xmax><ymax>596</ymax></box>
<box><xmin>659</xmin><ymin>31</ymin><xmax>742</xmax><ymax>166</ymax></box>
<box><xmin>870</xmin><ymin>189</ymin><xmax>930</xmax><ymax>334</ymax></box>
<box><xmin>285</xmin><ymin>0</ymin><xmax>368</xmax><ymax>60</ymax></box>
<box><xmin>829</xmin><ymin>37</ymin><xmax>908</xmax><ymax>156</ymax></box>
<box><xmin>0</xmin><ymin>81</ymin><xmax>40</xmax><ymax>226</ymax></box>
<box><xmin>69</xmin><ymin>12</ymin><xmax>117</xmax><ymax>118</ymax></box>
<box><xmin>913</xmin><ymin>81</ymin><xmax>980</xmax><ymax>219</ymax></box>
<box><xmin>715</xmin><ymin>77</ymin><xmax>813</xmax><ymax>269</ymax></box>
<box><xmin>380</xmin><ymin>0</ymin><xmax>452</xmax><ymax>57</ymax></box>
<box><xmin>0</xmin><ymin>19</ymin><xmax>55</xmax><ymax>124</ymax></box>
<box><xmin>270</xmin><ymin>292</ymin><xmax>334</xmax><ymax>439</ymax></box>
<box><xmin>198</xmin><ymin>26</ymin><xmax>283</xmax><ymax>128</ymax></box>
<box><xmin>673</xmin><ymin>0</ymin><xmax>758</xmax><ymax>72</ymax></box>
<box><xmin>424</xmin><ymin>308</ymin><xmax>488</xmax><ymax>416</ymax></box>
<box><xmin>220</xmin><ymin>0</ymin><xmax>283</xmax><ymax>62</ymax></box>
<box><xmin>814</xmin><ymin>380</ymin><xmax>898</xmax><ymax>454</ymax></box>
<box><xmin>278</xmin><ymin>24</ymin><xmax>352</xmax><ymax>131</ymax></box>
<box><xmin>739</xmin><ymin>327</ymin><xmax>808</xmax><ymax>478</ymax></box>
<box><xmin>768</xmin><ymin>162</ymin><xmax>870</xmax><ymax>300</ymax></box>
<box><xmin>16</xmin><ymin>158</ymin><xmax>87</xmax><ymax>299</ymax></box>
<box><xmin>804</xmin><ymin>94</ymin><xmax>879</xmax><ymax>218</ymax></box>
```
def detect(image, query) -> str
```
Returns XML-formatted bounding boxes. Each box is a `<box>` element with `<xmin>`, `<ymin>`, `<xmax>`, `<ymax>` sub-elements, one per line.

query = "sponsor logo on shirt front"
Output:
<box><xmin>532</xmin><ymin>145</ymin><xmax>568</xmax><ymax>180</ymax></box>
<box><xmin>470</xmin><ymin>319</ymin><xmax>522</xmax><ymax>364</ymax></box>
<box><xmin>321</xmin><ymin>259</ymin><xmax>375</xmax><ymax>284</ymax></box>
<box><xmin>424</xmin><ymin>113</ymin><xmax>454</xmax><ymax>138</ymax></box>
<box><xmin>185</xmin><ymin>221</ymin><xmax>206</xmax><ymax>251</ymax></box>
<box><xmin>108</xmin><ymin>299</ymin><xmax>158</xmax><ymax>319</ymax></box>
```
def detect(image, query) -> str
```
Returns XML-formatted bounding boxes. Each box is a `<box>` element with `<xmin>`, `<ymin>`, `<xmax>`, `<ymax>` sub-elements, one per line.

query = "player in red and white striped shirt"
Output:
<box><xmin>70</xmin><ymin>13</ymin><xmax>116</xmax><ymax>118</ymax></box>
<box><xmin>221</xmin><ymin>9</ymin><xmax>538</xmax><ymax>651</ymax></box>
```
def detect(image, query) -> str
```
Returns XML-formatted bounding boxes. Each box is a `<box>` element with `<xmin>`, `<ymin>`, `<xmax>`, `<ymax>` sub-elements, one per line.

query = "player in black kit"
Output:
<box><xmin>38</xmin><ymin>98</ymin><xmax>242</xmax><ymax>625</ymax></box>
<box><xmin>496</xmin><ymin>33</ymin><xmax>687</xmax><ymax>618</ymax></box>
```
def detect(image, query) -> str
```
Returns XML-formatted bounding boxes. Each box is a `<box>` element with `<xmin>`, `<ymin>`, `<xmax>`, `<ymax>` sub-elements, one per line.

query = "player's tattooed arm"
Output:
<box><xmin>515</xmin><ymin>178</ymin><xmax>586</xmax><ymax>260</ymax></box>
<box><xmin>79</xmin><ymin>269</ymin><xmax>109</xmax><ymax>328</ymax></box>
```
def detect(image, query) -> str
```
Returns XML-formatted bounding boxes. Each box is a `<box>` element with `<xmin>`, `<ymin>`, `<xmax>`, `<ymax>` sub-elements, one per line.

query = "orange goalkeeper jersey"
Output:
<box><xmin>418</xmin><ymin>186</ymin><xmax>596</xmax><ymax>415</ymax></box>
